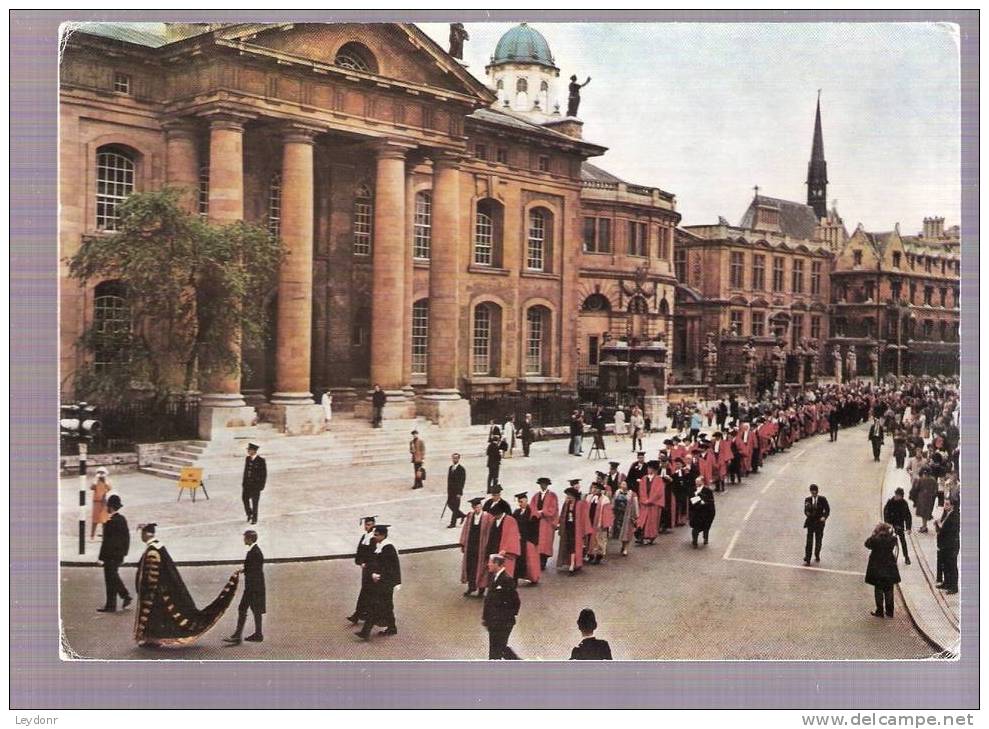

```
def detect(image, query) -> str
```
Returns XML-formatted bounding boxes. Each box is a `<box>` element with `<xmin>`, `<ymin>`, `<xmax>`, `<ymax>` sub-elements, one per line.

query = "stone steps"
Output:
<box><xmin>139</xmin><ymin>421</ymin><xmax>493</xmax><ymax>480</ymax></box>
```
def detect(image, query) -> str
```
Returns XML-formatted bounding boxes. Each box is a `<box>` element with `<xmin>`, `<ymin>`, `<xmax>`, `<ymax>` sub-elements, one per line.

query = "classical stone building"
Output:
<box><xmin>673</xmin><ymin>96</ymin><xmax>843</xmax><ymax>393</ymax></box>
<box><xmin>829</xmin><ymin>218</ymin><xmax>960</xmax><ymax>379</ymax></box>
<box><xmin>58</xmin><ymin>22</ymin><xmax>679</xmax><ymax>435</ymax></box>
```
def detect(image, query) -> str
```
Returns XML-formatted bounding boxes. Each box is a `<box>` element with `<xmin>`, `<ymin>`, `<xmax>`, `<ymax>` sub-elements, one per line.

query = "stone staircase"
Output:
<box><xmin>139</xmin><ymin>415</ymin><xmax>493</xmax><ymax>480</ymax></box>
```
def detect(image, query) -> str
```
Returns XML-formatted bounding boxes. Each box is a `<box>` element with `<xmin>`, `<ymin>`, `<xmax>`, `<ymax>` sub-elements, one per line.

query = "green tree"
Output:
<box><xmin>67</xmin><ymin>188</ymin><xmax>282</xmax><ymax>404</ymax></box>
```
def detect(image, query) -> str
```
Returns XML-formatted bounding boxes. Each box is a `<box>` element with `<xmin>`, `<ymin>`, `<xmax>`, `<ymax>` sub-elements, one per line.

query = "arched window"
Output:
<box><xmin>413</xmin><ymin>191</ymin><xmax>431</xmax><ymax>260</ymax></box>
<box><xmin>353</xmin><ymin>184</ymin><xmax>373</xmax><ymax>255</ymax></box>
<box><xmin>539</xmin><ymin>79</ymin><xmax>549</xmax><ymax>110</ymax></box>
<box><xmin>473</xmin><ymin>304</ymin><xmax>492</xmax><ymax>375</ymax></box>
<box><xmin>474</xmin><ymin>199</ymin><xmax>503</xmax><ymax>267</ymax></box>
<box><xmin>628</xmin><ymin>295</ymin><xmax>649</xmax><ymax>314</ymax></box>
<box><xmin>581</xmin><ymin>293</ymin><xmax>611</xmax><ymax>312</ymax></box>
<box><xmin>515</xmin><ymin>77</ymin><xmax>529</xmax><ymax>109</ymax></box>
<box><xmin>411</xmin><ymin>299</ymin><xmax>429</xmax><ymax>375</ymax></box>
<box><xmin>197</xmin><ymin>166</ymin><xmax>210</xmax><ymax>217</ymax></box>
<box><xmin>527</xmin><ymin>208</ymin><xmax>546</xmax><ymax>271</ymax></box>
<box><xmin>96</xmin><ymin>145</ymin><xmax>135</xmax><ymax>230</ymax></box>
<box><xmin>334</xmin><ymin>42</ymin><xmax>378</xmax><ymax>74</ymax></box>
<box><xmin>525</xmin><ymin>306</ymin><xmax>551</xmax><ymax>375</ymax></box>
<box><xmin>267</xmin><ymin>173</ymin><xmax>282</xmax><ymax>238</ymax></box>
<box><xmin>93</xmin><ymin>280</ymin><xmax>130</xmax><ymax>370</ymax></box>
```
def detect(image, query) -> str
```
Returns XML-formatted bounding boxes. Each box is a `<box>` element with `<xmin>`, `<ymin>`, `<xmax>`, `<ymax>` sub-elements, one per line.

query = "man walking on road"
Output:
<box><xmin>241</xmin><ymin>443</ymin><xmax>267</xmax><ymax>525</ymax></box>
<box><xmin>446</xmin><ymin>453</ymin><xmax>467</xmax><ymax>527</ymax></box>
<box><xmin>868</xmin><ymin>418</ymin><xmax>885</xmax><ymax>462</ymax></box>
<box><xmin>803</xmin><ymin>483</ymin><xmax>830</xmax><ymax>565</ymax></box>
<box><xmin>482</xmin><ymin>554</ymin><xmax>521</xmax><ymax>659</ymax></box>
<box><xmin>485</xmin><ymin>435</ymin><xmax>503</xmax><ymax>493</ymax></box>
<box><xmin>883</xmin><ymin>487</ymin><xmax>912</xmax><ymax>565</ymax></box>
<box><xmin>96</xmin><ymin>494</ymin><xmax>131</xmax><ymax>613</ymax></box>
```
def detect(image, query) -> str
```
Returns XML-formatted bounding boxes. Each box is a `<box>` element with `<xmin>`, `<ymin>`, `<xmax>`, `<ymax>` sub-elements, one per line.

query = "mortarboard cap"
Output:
<box><xmin>594</xmin><ymin>470</ymin><xmax>607</xmax><ymax>478</ymax></box>
<box><xmin>609</xmin><ymin>461</ymin><xmax>620</xmax><ymax>467</ymax></box>
<box><xmin>247</xmin><ymin>443</ymin><xmax>260</xmax><ymax>450</ymax></box>
<box><xmin>568</xmin><ymin>478</ymin><xmax>581</xmax><ymax>485</ymax></box>
<box><xmin>514</xmin><ymin>491</ymin><xmax>529</xmax><ymax>500</ymax></box>
<box><xmin>564</xmin><ymin>487</ymin><xmax>581</xmax><ymax>498</ymax></box>
<box><xmin>489</xmin><ymin>484</ymin><xmax>503</xmax><ymax>493</ymax></box>
<box><xmin>636</xmin><ymin>451</ymin><xmax>646</xmax><ymax>456</ymax></box>
<box><xmin>468</xmin><ymin>497</ymin><xmax>484</xmax><ymax>506</ymax></box>
<box><xmin>536</xmin><ymin>477</ymin><xmax>552</xmax><ymax>485</ymax></box>
<box><xmin>360</xmin><ymin>515</ymin><xmax>377</xmax><ymax>524</ymax></box>
<box><xmin>373</xmin><ymin>524</ymin><xmax>390</xmax><ymax>534</ymax></box>
<box><xmin>647</xmin><ymin>460</ymin><xmax>660</xmax><ymax>470</ymax></box>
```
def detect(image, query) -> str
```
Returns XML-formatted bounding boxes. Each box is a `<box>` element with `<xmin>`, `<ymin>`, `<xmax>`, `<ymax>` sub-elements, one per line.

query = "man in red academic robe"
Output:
<box><xmin>459</xmin><ymin>497</ymin><xmax>487</xmax><ymax>596</ymax></box>
<box><xmin>556</xmin><ymin>481</ymin><xmax>593</xmax><ymax>574</ymax></box>
<box><xmin>530</xmin><ymin>477</ymin><xmax>559</xmax><ymax>569</ymax></box>
<box><xmin>735</xmin><ymin>423</ymin><xmax>754</xmax><ymax>476</ymax></box>
<box><xmin>757</xmin><ymin>418</ymin><xmax>776</xmax><ymax>456</ymax></box>
<box><xmin>635</xmin><ymin>461</ymin><xmax>665</xmax><ymax>544</ymax></box>
<box><xmin>671</xmin><ymin>437</ymin><xmax>689</xmax><ymax>465</ymax></box>
<box><xmin>697</xmin><ymin>439</ymin><xmax>716</xmax><ymax>488</ymax></box>
<box><xmin>586</xmin><ymin>481</ymin><xmax>614</xmax><ymax>564</ymax></box>
<box><xmin>475</xmin><ymin>502</ymin><xmax>521</xmax><ymax>592</ymax></box>
<box><xmin>512</xmin><ymin>492</ymin><xmax>541</xmax><ymax>585</ymax></box>
<box><xmin>711</xmin><ymin>432</ymin><xmax>731</xmax><ymax>492</ymax></box>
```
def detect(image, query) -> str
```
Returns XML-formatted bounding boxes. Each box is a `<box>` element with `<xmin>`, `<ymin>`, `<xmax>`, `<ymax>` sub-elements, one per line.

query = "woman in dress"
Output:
<box><xmin>89</xmin><ymin>468</ymin><xmax>112</xmax><ymax>540</ymax></box>
<box><xmin>864</xmin><ymin>522</ymin><xmax>901</xmax><ymax>618</ymax></box>
<box><xmin>911</xmin><ymin>466</ymin><xmax>938</xmax><ymax>533</ymax></box>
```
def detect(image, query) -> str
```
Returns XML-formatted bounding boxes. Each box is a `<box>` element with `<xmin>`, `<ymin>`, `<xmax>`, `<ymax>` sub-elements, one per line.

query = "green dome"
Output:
<box><xmin>491</xmin><ymin>23</ymin><xmax>556</xmax><ymax>68</ymax></box>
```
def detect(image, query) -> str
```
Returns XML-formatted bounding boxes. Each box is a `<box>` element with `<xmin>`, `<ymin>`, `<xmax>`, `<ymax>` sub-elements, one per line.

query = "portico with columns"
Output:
<box><xmin>60</xmin><ymin>22</ymin><xmax>665</xmax><ymax>439</ymax></box>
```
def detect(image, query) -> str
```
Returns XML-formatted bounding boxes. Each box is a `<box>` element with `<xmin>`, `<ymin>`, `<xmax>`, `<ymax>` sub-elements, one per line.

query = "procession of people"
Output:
<box><xmin>86</xmin><ymin>374</ymin><xmax>959</xmax><ymax>655</ymax></box>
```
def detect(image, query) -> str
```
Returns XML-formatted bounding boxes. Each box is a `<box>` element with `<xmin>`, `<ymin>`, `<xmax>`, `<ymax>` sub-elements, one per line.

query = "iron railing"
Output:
<box><xmin>60</xmin><ymin>398</ymin><xmax>200</xmax><ymax>454</ymax></box>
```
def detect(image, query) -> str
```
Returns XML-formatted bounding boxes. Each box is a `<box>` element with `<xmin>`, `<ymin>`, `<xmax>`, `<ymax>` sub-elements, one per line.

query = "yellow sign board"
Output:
<box><xmin>177</xmin><ymin>467</ymin><xmax>203</xmax><ymax>490</ymax></box>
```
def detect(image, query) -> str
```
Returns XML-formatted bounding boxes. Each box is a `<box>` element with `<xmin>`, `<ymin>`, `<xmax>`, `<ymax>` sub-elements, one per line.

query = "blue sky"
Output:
<box><xmin>420</xmin><ymin>22</ymin><xmax>960</xmax><ymax>232</ymax></box>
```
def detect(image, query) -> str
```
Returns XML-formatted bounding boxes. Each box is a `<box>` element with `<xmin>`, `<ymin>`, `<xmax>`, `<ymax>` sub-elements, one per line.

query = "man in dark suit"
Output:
<box><xmin>868</xmin><ymin>419</ymin><xmax>885</xmax><ymax>462</ymax></box>
<box><xmin>883</xmin><ymin>487</ymin><xmax>912</xmax><ymax>565</ymax></box>
<box><xmin>446</xmin><ymin>453</ymin><xmax>467</xmax><ymax>528</ymax></box>
<box><xmin>803</xmin><ymin>483</ymin><xmax>830</xmax><ymax>565</ymax></box>
<box><xmin>348</xmin><ymin>515</ymin><xmax>377</xmax><ymax>624</ymax></box>
<box><xmin>97</xmin><ymin>494</ymin><xmax>131</xmax><ymax>613</ymax></box>
<box><xmin>371</xmin><ymin>384</ymin><xmax>386</xmax><ymax>427</ymax></box>
<box><xmin>224</xmin><ymin>530</ymin><xmax>265</xmax><ymax>644</ymax></box>
<box><xmin>482</xmin><ymin>553</ymin><xmax>521</xmax><ymax>659</ymax></box>
<box><xmin>828</xmin><ymin>407</ymin><xmax>840</xmax><ymax>442</ymax></box>
<box><xmin>935</xmin><ymin>498</ymin><xmax>959</xmax><ymax>594</ymax></box>
<box><xmin>356</xmin><ymin>525</ymin><xmax>402</xmax><ymax>640</ymax></box>
<box><xmin>570</xmin><ymin>608</ymin><xmax>612</xmax><ymax>660</ymax></box>
<box><xmin>241</xmin><ymin>443</ymin><xmax>267</xmax><ymax>525</ymax></box>
<box><xmin>485</xmin><ymin>436</ymin><xmax>502</xmax><ymax>493</ymax></box>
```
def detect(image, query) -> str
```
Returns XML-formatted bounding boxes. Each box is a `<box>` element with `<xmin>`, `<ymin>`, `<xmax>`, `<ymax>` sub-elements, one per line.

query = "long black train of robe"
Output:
<box><xmin>133</xmin><ymin>542</ymin><xmax>239</xmax><ymax>646</ymax></box>
<box><xmin>364</xmin><ymin>544</ymin><xmax>402</xmax><ymax>629</ymax></box>
<box><xmin>352</xmin><ymin>532</ymin><xmax>376</xmax><ymax>620</ymax></box>
<box><xmin>464</xmin><ymin>516</ymin><xmax>483</xmax><ymax>590</ymax></box>
<box><xmin>512</xmin><ymin>507</ymin><xmax>539</xmax><ymax>581</ymax></box>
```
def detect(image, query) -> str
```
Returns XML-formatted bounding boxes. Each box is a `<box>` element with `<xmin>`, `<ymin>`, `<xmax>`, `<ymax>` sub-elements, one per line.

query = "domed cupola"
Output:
<box><xmin>486</xmin><ymin>23</ymin><xmax>561</xmax><ymax>122</ymax></box>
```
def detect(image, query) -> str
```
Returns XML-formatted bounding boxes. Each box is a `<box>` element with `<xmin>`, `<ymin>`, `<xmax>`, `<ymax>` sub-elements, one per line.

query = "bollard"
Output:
<box><xmin>78</xmin><ymin>442</ymin><xmax>87</xmax><ymax>555</ymax></box>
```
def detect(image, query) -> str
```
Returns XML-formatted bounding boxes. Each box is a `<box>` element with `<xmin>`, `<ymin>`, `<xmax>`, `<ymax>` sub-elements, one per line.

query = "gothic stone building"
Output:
<box><xmin>673</xmin><ymin>97</ymin><xmax>844</xmax><ymax>391</ymax></box>
<box><xmin>59</xmin><ymin>22</ymin><xmax>679</xmax><ymax>435</ymax></box>
<box><xmin>830</xmin><ymin>217</ymin><xmax>960</xmax><ymax>379</ymax></box>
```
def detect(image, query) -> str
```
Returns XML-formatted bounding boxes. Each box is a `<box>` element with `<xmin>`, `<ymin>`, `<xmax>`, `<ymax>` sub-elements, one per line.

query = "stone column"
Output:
<box><xmin>421</xmin><ymin>152</ymin><xmax>470</xmax><ymax>427</ymax></box>
<box><xmin>356</xmin><ymin>140</ymin><xmax>416</xmax><ymax>421</ymax></box>
<box><xmin>261</xmin><ymin>125</ymin><xmax>325</xmax><ymax>435</ymax></box>
<box><xmin>163</xmin><ymin>120</ymin><xmax>199</xmax><ymax>213</ymax></box>
<box><xmin>198</xmin><ymin>113</ymin><xmax>255</xmax><ymax>439</ymax></box>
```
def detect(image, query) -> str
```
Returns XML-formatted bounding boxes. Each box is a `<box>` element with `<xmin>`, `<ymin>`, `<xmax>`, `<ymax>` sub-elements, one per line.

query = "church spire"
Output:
<box><xmin>806</xmin><ymin>90</ymin><xmax>828</xmax><ymax>220</ymax></box>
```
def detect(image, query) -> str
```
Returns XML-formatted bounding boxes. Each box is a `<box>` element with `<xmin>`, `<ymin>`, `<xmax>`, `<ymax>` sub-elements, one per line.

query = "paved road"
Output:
<box><xmin>61</xmin><ymin>423</ymin><xmax>936</xmax><ymax>660</ymax></box>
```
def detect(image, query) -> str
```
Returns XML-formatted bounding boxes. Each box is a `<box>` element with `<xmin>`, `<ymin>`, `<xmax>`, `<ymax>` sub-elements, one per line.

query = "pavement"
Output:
<box><xmin>60</xmin><ymin>421</ymin><xmax>941</xmax><ymax>660</ymax></box>
<box><xmin>61</xmin><ymin>427</ymin><xmax>682</xmax><ymax>563</ymax></box>
<box><xmin>881</xmin><ymin>457</ymin><xmax>960</xmax><ymax>654</ymax></box>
